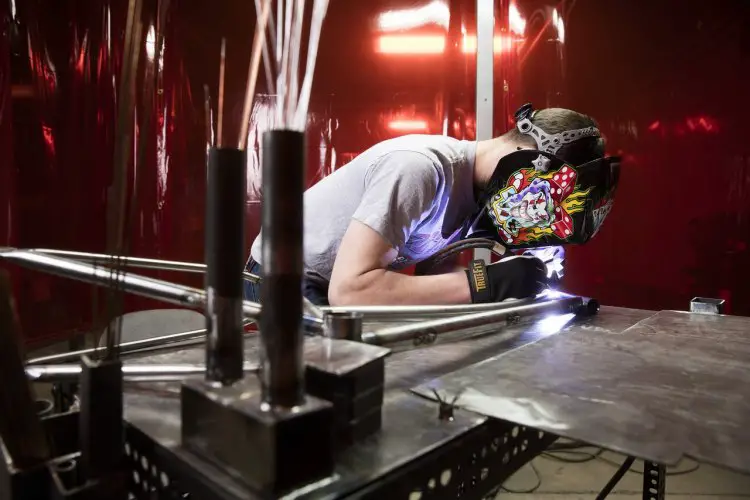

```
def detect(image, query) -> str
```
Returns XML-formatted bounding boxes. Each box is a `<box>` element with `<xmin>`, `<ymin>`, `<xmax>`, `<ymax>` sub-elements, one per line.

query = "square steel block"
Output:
<box><xmin>181</xmin><ymin>377</ymin><xmax>334</xmax><ymax>497</ymax></box>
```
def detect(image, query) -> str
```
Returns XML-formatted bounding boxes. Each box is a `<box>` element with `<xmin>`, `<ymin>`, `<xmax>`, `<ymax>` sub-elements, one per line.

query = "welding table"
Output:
<box><xmin>121</xmin><ymin>305</ymin><xmax>750</xmax><ymax>499</ymax></box>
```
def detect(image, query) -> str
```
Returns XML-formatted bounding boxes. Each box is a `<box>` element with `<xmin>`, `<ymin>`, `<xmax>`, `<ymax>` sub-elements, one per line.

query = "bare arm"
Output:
<box><xmin>328</xmin><ymin>220</ymin><xmax>471</xmax><ymax>306</ymax></box>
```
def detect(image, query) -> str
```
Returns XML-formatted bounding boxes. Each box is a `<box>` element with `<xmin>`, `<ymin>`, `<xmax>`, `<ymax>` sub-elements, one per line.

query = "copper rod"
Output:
<box><xmin>217</xmin><ymin>38</ymin><xmax>226</xmax><ymax>147</ymax></box>
<box><xmin>238</xmin><ymin>0</ymin><xmax>272</xmax><ymax>149</ymax></box>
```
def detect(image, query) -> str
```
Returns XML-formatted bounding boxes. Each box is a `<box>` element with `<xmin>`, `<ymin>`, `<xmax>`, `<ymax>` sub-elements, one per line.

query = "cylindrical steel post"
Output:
<box><xmin>205</xmin><ymin>147</ymin><xmax>247</xmax><ymax>385</ymax></box>
<box><xmin>324</xmin><ymin>312</ymin><xmax>363</xmax><ymax>341</ymax></box>
<box><xmin>260</xmin><ymin>130</ymin><xmax>305</xmax><ymax>408</ymax></box>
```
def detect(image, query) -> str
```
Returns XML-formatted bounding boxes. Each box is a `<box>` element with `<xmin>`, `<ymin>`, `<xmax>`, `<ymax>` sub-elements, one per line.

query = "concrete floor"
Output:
<box><xmin>499</xmin><ymin>444</ymin><xmax>750</xmax><ymax>499</ymax></box>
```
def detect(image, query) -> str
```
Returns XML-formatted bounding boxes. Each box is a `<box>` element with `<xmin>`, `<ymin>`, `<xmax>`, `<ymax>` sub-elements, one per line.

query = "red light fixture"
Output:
<box><xmin>376</xmin><ymin>34</ymin><xmax>516</xmax><ymax>55</ymax></box>
<box><xmin>387</xmin><ymin>119</ymin><xmax>429</xmax><ymax>132</ymax></box>
<box><xmin>377</xmin><ymin>35</ymin><xmax>446</xmax><ymax>54</ymax></box>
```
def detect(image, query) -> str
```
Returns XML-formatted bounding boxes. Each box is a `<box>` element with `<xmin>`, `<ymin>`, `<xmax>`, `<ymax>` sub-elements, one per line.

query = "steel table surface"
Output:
<box><xmin>413</xmin><ymin>309</ymin><xmax>750</xmax><ymax>474</ymax></box>
<box><xmin>121</xmin><ymin>306</ymin><xmax>652</xmax><ymax>499</ymax></box>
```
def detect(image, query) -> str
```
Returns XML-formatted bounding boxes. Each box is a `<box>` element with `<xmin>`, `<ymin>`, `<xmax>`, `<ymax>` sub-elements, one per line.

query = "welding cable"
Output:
<box><xmin>501</xmin><ymin>443</ymin><xmax>700</xmax><ymax>495</ymax></box>
<box><xmin>542</xmin><ymin>445</ymin><xmax>701</xmax><ymax>475</ymax></box>
<box><xmin>417</xmin><ymin>238</ymin><xmax>506</xmax><ymax>274</ymax></box>
<box><xmin>499</xmin><ymin>462</ymin><xmax>542</xmax><ymax>494</ymax></box>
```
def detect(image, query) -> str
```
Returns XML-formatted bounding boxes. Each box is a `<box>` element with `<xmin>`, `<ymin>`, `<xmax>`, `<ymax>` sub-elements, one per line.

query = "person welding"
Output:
<box><xmin>245</xmin><ymin>103</ymin><xmax>620</xmax><ymax>306</ymax></box>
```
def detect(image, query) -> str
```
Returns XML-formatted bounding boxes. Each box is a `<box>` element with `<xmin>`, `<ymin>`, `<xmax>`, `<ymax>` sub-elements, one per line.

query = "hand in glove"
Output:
<box><xmin>465</xmin><ymin>256</ymin><xmax>548</xmax><ymax>303</ymax></box>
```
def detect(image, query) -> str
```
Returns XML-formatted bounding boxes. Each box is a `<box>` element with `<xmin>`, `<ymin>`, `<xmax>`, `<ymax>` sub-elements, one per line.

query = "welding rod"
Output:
<box><xmin>0</xmin><ymin>249</ymin><xmax>324</xmax><ymax>331</ymax></box>
<box><xmin>0</xmin><ymin>272</ymin><xmax>51</xmax><ymax>469</ymax></box>
<box><xmin>260</xmin><ymin>130</ymin><xmax>306</xmax><ymax>408</ymax></box>
<box><xmin>26</xmin><ymin>363</ymin><xmax>260</xmax><ymax>383</ymax></box>
<box><xmin>362</xmin><ymin>295</ymin><xmax>584</xmax><ymax>346</ymax></box>
<box><xmin>205</xmin><ymin>148</ymin><xmax>246</xmax><ymax>385</ymax></box>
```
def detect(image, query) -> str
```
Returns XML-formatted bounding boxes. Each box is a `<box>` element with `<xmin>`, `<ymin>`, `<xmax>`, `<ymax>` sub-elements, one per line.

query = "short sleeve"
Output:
<box><xmin>352</xmin><ymin>151</ymin><xmax>441</xmax><ymax>251</ymax></box>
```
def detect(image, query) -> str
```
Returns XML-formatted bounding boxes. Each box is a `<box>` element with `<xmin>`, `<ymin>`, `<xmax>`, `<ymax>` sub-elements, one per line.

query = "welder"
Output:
<box><xmin>245</xmin><ymin>103</ymin><xmax>619</xmax><ymax>306</ymax></box>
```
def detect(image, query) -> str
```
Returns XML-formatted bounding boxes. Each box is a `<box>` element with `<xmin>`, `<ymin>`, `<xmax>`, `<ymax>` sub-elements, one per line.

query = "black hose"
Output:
<box><xmin>418</xmin><ymin>238</ymin><xmax>505</xmax><ymax>274</ymax></box>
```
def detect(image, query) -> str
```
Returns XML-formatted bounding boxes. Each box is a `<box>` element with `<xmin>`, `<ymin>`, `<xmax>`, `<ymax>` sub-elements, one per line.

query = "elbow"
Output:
<box><xmin>327</xmin><ymin>279</ymin><xmax>358</xmax><ymax>306</ymax></box>
<box><xmin>328</xmin><ymin>274</ymin><xmax>375</xmax><ymax>306</ymax></box>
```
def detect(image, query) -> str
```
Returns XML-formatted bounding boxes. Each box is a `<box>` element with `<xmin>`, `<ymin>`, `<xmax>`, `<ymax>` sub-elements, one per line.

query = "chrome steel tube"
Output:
<box><xmin>321</xmin><ymin>297</ymin><xmax>541</xmax><ymax>318</ymax></box>
<box><xmin>324</xmin><ymin>311</ymin><xmax>363</xmax><ymax>341</ymax></box>
<box><xmin>0</xmin><ymin>249</ymin><xmax>205</xmax><ymax>308</ymax></box>
<box><xmin>362</xmin><ymin>295</ymin><xmax>583</xmax><ymax>345</ymax></box>
<box><xmin>26</xmin><ymin>363</ymin><xmax>259</xmax><ymax>383</ymax></box>
<box><xmin>31</xmin><ymin>248</ymin><xmax>325</xmax><ymax>318</ymax></box>
<box><xmin>0</xmin><ymin>249</ymin><xmax>324</xmax><ymax>332</ymax></box>
<box><xmin>27</xmin><ymin>327</ymin><xmax>212</xmax><ymax>365</ymax></box>
<box><xmin>33</xmin><ymin>248</ymin><xmax>261</xmax><ymax>283</ymax></box>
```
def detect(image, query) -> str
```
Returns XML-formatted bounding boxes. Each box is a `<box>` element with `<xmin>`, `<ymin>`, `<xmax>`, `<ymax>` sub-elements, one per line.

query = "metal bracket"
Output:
<box><xmin>689</xmin><ymin>297</ymin><xmax>725</xmax><ymax>315</ymax></box>
<box><xmin>642</xmin><ymin>461</ymin><xmax>666</xmax><ymax>500</ymax></box>
<box><xmin>531</xmin><ymin>154</ymin><xmax>552</xmax><ymax>172</ymax></box>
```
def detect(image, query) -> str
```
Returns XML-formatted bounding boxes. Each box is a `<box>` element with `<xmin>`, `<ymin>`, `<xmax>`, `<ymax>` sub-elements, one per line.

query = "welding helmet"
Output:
<box><xmin>463</xmin><ymin>103</ymin><xmax>621</xmax><ymax>250</ymax></box>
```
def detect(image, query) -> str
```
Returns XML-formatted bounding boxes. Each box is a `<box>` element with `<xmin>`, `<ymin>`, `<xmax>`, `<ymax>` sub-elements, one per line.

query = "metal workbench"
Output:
<box><xmin>122</xmin><ymin>306</ymin><xmax>662</xmax><ymax>499</ymax></box>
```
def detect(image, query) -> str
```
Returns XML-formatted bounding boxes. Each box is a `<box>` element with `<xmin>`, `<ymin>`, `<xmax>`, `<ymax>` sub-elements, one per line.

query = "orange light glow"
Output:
<box><xmin>509</xmin><ymin>2</ymin><xmax>526</xmax><ymax>36</ymax></box>
<box><xmin>377</xmin><ymin>35</ymin><xmax>446</xmax><ymax>54</ymax></box>
<box><xmin>388</xmin><ymin>120</ymin><xmax>429</xmax><ymax>131</ymax></box>
<box><xmin>461</xmin><ymin>35</ymin><xmax>512</xmax><ymax>53</ymax></box>
<box><xmin>377</xmin><ymin>1</ymin><xmax>450</xmax><ymax>31</ymax></box>
<box><xmin>376</xmin><ymin>34</ymin><xmax>516</xmax><ymax>55</ymax></box>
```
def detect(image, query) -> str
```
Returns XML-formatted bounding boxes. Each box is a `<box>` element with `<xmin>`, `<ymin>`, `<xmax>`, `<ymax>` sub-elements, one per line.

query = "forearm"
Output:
<box><xmin>414</xmin><ymin>255</ymin><xmax>465</xmax><ymax>276</ymax></box>
<box><xmin>329</xmin><ymin>269</ymin><xmax>471</xmax><ymax>306</ymax></box>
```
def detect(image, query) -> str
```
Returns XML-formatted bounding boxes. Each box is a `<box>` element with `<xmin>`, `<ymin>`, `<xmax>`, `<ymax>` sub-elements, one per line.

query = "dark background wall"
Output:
<box><xmin>1</xmin><ymin>0</ymin><xmax>748</xmax><ymax>345</ymax></box>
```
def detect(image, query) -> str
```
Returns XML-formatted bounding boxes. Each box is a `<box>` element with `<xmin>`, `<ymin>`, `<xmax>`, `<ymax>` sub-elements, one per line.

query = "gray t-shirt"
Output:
<box><xmin>250</xmin><ymin>134</ymin><xmax>478</xmax><ymax>288</ymax></box>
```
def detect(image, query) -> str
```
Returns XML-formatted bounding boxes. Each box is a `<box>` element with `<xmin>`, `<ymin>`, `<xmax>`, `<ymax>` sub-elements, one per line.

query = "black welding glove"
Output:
<box><xmin>465</xmin><ymin>256</ymin><xmax>548</xmax><ymax>303</ymax></box>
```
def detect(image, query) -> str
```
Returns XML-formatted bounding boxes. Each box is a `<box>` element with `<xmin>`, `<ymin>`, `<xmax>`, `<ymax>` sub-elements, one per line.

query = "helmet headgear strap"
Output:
<box><xmin>514</xmin><ymin>103</ymin><xmax>601</xmax><ymax>172</ymax></box>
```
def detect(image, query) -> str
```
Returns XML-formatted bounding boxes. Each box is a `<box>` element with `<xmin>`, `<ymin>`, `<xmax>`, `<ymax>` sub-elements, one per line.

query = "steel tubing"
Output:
<box><xmin>361</xmin><ymin>295</ymin><xmax>583</xmax><ymax>345</ymax></box>
<box><xmin>321</xmin><ymin>296</ymin><xmax>543</xmax><ymax>318</ymax></box>
<box><xmin>33</xmin><ymin>248</ymin><xmax>261</xmax><ymax>283</ymax></box>
<box><xmin>26</xmin><ymin>328</ymin><xmax>210</xmax><ymax>365</ymax></box>
<box><xmin>26</xmin><ymin>363</ymin><xmax>259</xmax><ymax>383</ymax></box>
<box><xmin>205</xmin><ymin>147</ymin><xmax>246</xmax><ymax>385</ymax></box>
<box><xmin>0</xmin><ymin>249</ymin><xmax>324</xmax><ymax>331</ymax></box>
<box><xmin>1</xmin><ymin>248</ymin><xmax>205</xmax><ymax>307</ymax></box>
<box><xmin>260</xmin><ymin>130</ymin><xmax>306</xmax><ymax>408</ymax></box>
<box><xmin>31</xmin><ymin>248</ymin><xmax>325</xmax><ymax>319</ymax></box>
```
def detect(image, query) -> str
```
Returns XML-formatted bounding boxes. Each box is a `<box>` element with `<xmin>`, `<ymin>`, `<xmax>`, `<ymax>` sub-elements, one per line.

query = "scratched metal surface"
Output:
<box><xmin>124</xmin><ymin>388</ymin><xmax>485</xmax><ymax>499</ymax></box>
<box><xmin>413</xmin><ymin>309</ymin><xmax>750</xmax><ymax>472</ymax></box>
<box><xmin>383</xmin><ymin>306</ymin><xmax>653</xmax><ymax>395</ymax></box>
<box><xmin>124</xmin><ymin>306</ymin><xmax>650</xmax><ymax>397</ymax></box>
